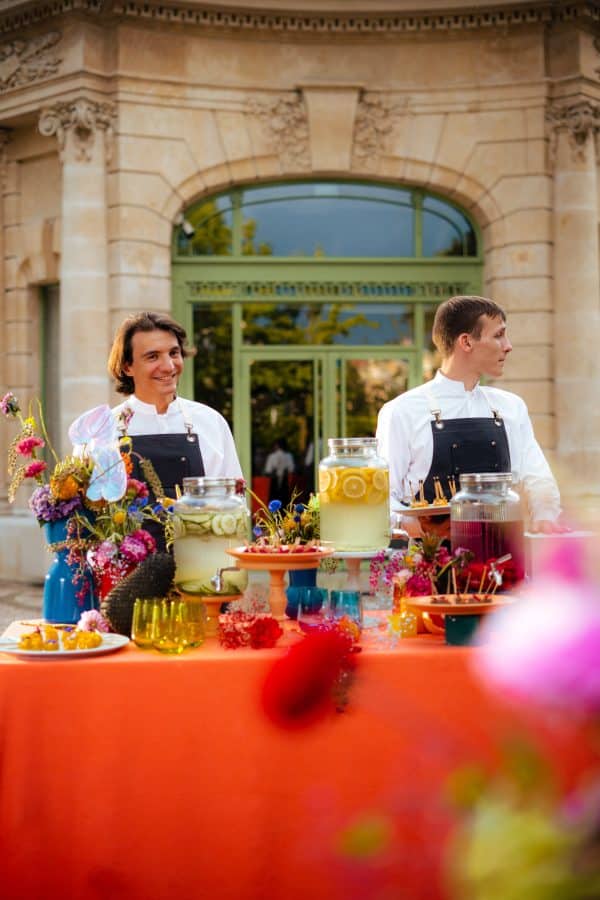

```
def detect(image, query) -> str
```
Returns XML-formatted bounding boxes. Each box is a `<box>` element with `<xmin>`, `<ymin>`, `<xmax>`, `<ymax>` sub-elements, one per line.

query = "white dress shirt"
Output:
<box><xmin>376</xmin><ymin>371</ymin><xmax>561</xmax><ymax>523</ymax></box>
<box><xmin>111</xmin><ymin>395</ymin><xmax>243</xmax><ymax>479</ymax></box>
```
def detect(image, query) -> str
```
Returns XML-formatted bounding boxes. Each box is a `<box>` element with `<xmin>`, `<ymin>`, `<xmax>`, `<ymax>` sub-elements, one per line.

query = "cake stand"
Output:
<box><xmin>404</xmin><ymin>594</ymin><xmax>516</xmax><ymax>645</ymax></box>
<box><xmin>226</xmin><ymin>547</ymin><xmax>334</xmax><ymax>620</ymax></box>
<box><xmin>332</xmin><ymin>549</ymin><xmax>391</xmax><ymax>592</ymax></box>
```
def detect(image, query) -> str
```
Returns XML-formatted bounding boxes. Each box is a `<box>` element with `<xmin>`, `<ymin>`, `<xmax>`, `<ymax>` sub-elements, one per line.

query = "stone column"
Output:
<box><xmin>39</xmin><ymin>98</ymin><xmax>116</xmax><ymax>452</ymax></box>
<box><xmin>547</xmin><ymin>96</ymin><xmax>600</xmax><ymax>493</ymax></box>
<box><xmin>0</xmin><ymin>129</ymin><xmax>11</xmax><ymax>509</ymax></box>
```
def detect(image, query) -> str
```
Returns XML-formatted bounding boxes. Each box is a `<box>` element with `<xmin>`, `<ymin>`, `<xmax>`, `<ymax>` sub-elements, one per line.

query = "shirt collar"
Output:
<box><xmin>432</xmin><ymin>371</ymin><xmax>481</xmax><ymax>396</ymax></box>
<box><xmin>128</xmin><ymin>395</ymin><xmax>181</xmax><ymax>416</ymax></box>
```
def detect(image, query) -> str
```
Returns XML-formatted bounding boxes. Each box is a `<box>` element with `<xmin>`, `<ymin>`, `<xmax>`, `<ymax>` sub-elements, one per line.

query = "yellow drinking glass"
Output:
<box><xmin>131</xmin><ymin>598</ymin><xmax>160</xmax><ymax>649</ymax></box>
<box><xmin>179</xmin><ymin>598</ymin><xmax>207</xmax><ymax>649</ymax></box>
<box><xmin>152</xmin><ymin>599</ymin><xmax>186</xmax><ymax>655</ymax></box>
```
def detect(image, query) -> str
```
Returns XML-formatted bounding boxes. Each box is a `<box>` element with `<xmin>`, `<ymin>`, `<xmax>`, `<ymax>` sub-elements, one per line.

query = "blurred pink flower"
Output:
<box><xmin>476</xmin><ymin>575</ymin><xmax>600</xmax><ymax>715</ymax></box>
<box><xmin>78</xmin><ymin>609</ymin><xmax>110</xmax><ymax>633</ymax></box>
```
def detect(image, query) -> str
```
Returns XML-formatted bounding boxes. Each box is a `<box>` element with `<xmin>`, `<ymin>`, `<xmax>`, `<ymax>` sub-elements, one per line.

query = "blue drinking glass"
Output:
<box><xmin>329</xmin><ymin>590</ymin><xmax>363</xmax><ymax>626</ymax></box>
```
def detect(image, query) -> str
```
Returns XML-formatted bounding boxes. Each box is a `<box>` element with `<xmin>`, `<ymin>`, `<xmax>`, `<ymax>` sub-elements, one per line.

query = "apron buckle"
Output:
<box><xmin>432</xmin><ymin>409</ymin><xmax>444</xmax><ymax>430</ymax></box>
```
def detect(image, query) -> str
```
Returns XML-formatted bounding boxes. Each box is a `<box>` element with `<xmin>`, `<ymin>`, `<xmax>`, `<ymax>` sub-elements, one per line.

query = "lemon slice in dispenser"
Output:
<box><xmin>372</xmin><ymin>469</ymin><xmax>388</xmax><ymax>492</ymax></box>
<box><xmin>341</xmin><ymin>473</ymin><xmax>367</xmax><ymax>500</ymax></box>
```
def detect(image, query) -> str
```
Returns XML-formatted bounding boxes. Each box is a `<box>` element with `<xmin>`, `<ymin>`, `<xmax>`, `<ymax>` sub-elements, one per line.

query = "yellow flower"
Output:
<box><xmin>112</xmin><ymin>509</ymin><xmax>127</xmax><ymax>526</ymax></box>
<box><xmin>50</xmin><ymin>473</ymin><xmax>80</xmax><ymax>501</ymax></box>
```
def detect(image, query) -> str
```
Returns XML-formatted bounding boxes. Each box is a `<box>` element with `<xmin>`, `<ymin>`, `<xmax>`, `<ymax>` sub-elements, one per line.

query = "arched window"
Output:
<box><xmin>175</xmin><ymin>181</ymin><xmax>477</xmax><ymax>259</ymax></box>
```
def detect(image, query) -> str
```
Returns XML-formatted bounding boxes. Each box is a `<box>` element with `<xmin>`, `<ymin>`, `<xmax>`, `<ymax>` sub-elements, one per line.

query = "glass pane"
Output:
<box><xmin>422</xmin><ymin>196</ymin><xmax>477</xmax><ymax>257</ymax></box>
<box><xmin>192</xmin><ymin>304</ymin><xmax>234</xmax><ymax>426</ymax></box>
<box><xmin>250</xmin><ymin>359</ymin><xmax>316</xmax><ymax>505</ymax></box>
<box><xmin>240</xmin><ymin>196</ymin><xmax>413</xmax><ymax>257</ymax></box>
<box><xmin>242</xmin><ymin>302</ymin><xmax>414</xmax><ymax>346</ymax></box>
<box><xmin>423</xmin><ymin>304</ymin><xmax>442</xmax><ymax>382</ymax></box>
<box><xmin>344</xmin><ymin>359</ymin><xmax>410</xmax><ymax>437</ymax></box>
<box><xmin>178</xmin><ymin>197</ymin><xmax>233</xmax><ymax>256</ymax></box>
<box><xmin>240</xmin><ymin>182</ymin><xmax>412</xmax><ymax>204</ymax></box>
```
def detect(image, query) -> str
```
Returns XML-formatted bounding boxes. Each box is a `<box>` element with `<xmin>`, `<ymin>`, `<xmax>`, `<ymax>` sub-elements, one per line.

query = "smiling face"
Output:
<box><xmin>123</xmin><ymin>328</ymin><xmax>184</xmax><ymax>412</ymax></box>
<box><xmin>468</xmin><ymin>314</ymin><xmax>512</xmax><ymax>379</ymax></box>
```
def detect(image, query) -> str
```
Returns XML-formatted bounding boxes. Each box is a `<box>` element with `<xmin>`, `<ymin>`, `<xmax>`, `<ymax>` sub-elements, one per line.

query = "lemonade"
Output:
<box><xmin>318</xmin><ymin>438</ymin><xmax>390</xmax><ymax>552</ymax></box>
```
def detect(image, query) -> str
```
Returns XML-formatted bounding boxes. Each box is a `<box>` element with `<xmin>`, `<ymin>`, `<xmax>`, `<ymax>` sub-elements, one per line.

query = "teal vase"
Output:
<box><xmin>42</xmin><ymin>518</ymin><xmax>97</xmax><ymax>624</ymax></box>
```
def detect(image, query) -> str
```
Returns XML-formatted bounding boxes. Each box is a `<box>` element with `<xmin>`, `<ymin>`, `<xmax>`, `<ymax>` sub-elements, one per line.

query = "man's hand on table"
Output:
<box><xmin>529</xmin><ymin>518</ymin><xmax>572</xmax><ymax>534</ymax></box>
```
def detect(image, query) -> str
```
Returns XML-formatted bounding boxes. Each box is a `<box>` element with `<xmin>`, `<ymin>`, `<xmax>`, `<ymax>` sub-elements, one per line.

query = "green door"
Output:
<box><xmin>240</xmin><ymin>346</ymin><xmax>418</xmax><ymax>499</ymax></box>
<box><xmin>172</xmin><ymin>179</ymin><xmax>483</xmax><ymax>491</ymax></box>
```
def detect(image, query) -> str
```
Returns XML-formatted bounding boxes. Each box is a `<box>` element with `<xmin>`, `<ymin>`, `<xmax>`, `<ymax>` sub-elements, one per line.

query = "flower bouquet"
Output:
<box><xmin>2</xmin><ymin>391</ymin><xmax>169</xmax><ymax>626</ymax></box>
<box><xmin>249</xmin><ymin>491</ymin><xmax>321</xmax><ymax>554</ymax></box>
<box><xmin>2</xmin><ymin>391</ymin><xmax>94</xmax><ymax>517</ymax></box>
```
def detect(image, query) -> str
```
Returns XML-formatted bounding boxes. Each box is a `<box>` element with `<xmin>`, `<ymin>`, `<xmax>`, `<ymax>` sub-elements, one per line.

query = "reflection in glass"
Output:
<box><xmin>344</xmin><ymin>358</ymin><xmax>410</xmax><ymax>437</ymax></box>
<box><xmin>250</xmin><ymin>359</ymin><xmax>316</xmax><ymax>503</ymax></box>
<box><xmin>241</xmin><ymin>302</ymin><xmax>414</xmax><ymax>347</ymax></box>
<box><xmin>240</xmin><ymin>196</ymin><xmax>413</xmax><ymax>257</ymax></box>
<box><xmin>422</xmin><ymin>196</ymin><xmax>477</xmax><ymax>257</ymax></box>
<box><xmin>178</xmin><ymin>197</ymin><xmax>234</xmax><ymax>256</ymax></box>
<box><xmin>192</xmin><ymin>304</ymin><xmax>234</xmax><ymax>426</ymax></box>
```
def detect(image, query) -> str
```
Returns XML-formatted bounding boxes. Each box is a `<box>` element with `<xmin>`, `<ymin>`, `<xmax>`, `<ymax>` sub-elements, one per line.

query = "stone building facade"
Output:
<box><xmin>0</xmin><ymin>0</ymin><xmax>599</xmax><ymax>579</ymax></box>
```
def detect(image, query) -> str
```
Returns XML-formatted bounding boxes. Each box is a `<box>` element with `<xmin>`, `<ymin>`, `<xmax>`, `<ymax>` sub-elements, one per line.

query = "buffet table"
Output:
<box><xmin>0</xmin><ymin>629</ymin><xmax>588</xmax><ymax>900</ymax></box>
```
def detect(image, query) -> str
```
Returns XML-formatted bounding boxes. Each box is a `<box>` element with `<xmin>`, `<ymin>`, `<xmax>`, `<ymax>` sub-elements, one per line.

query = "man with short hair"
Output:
<box><xmin>376</xmin><ymin>295</ymin><xmax>564</xmax><ymax>536</ymax></box>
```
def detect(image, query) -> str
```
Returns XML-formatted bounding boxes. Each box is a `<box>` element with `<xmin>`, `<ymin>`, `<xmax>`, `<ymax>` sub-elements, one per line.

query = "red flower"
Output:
<box><xmin>262</xmin><ymin>629</ymin><xmax>357</xmax><ymax>729</ymax></box>
<box><xmin>24</xmin><ymin>460</ymin><xmax>47</xmax><ymax>478</ymax></box>
<box><xmin>248</xmin><ymin>615</ymin><xmax>283</xmax><ymax>649</ymax></box>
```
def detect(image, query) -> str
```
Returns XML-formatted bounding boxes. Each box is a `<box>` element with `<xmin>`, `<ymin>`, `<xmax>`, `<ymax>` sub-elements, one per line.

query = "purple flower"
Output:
<box><xmin>0</xmin><ymin>391</ymin><xmax>20</xmax><ymax>417</ymax></box>
<box><xmin>78</xmin><ymin>609</ymin><xmax>110</xmax><ymax>633</ymax></box>
<box><xmin>29</xmin><ymin>485</ymin><xmax>83</xmax><ymax>523</ymax></box>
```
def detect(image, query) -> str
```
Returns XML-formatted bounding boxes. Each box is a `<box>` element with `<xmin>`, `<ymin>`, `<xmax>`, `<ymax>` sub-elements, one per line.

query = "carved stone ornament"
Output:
<box><xmin>546</xmin><ymin>98</ymin><xmax>600</xmax><ymax>165</ymax></box>
<box><xmin>39</xmin><ymin>98</ymin><xmax>117</xmax><ymax>164</ymax></box>
<box><xmin>248</xmin><ymin>91</ymin><xmax>310</xmax><ymax>171</ymax></box>
<box><xmin>352</xmin><ymin>92</ymin><xmax>404</xmax><ymax>172</ymax></box>
<box><xmin>0</xmin><ymin>31</ymin><xmax>61</xmax><ymax>92</ymax></box>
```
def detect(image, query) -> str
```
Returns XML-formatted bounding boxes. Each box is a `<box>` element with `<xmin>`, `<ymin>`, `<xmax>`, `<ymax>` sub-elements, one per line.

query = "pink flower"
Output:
<box><xmin>24</xmin><ymin>460</ymin><xmax>47</xmax><ymax>478</ymax></box>
<box><xmin>90</xmin><ymin>540</ymin><xmax>118</xmax><ymax>569</ymax></box>
<box><xmin>119</xmin><ymin>534</ymin><xmax>150</xmax><ymax>563</ymax></box>
<box><xmin>129</xmin><ymin>529</ymin><xmax>156</xmax><ymax>554</ymax></box>
<box><xmin>126</xmin><ymin>478</ymin><xmax>149</xmax><ymax>500</ymax></box>
<box><xmin>405</xmin><ymin>573</ymin><xmax>432</xmax><ymax>595</ymax></box>
<box><xmin>16</xmin><ymin>436</ymin><xmax>45</xmax><ymax>457</ymax></box>
<box><xmin>476</xmin><ymin>574</ymin><xmax>600</xmax><ymax>716</ymax></box>
<box><xmin>78</xmin><ymin>609</ymin><xmax>110</xmax><ymax>633</ymax></box>
<box><xmin>0</xmin><ymin>391</ymin><xmax>19</xmax><ymax>417</ymax></box>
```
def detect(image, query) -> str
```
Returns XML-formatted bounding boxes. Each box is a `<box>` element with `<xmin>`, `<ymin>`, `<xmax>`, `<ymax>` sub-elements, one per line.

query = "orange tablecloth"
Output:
<box><xmin>0</xmin><ymin>633</ymin><xmax>588</xmax><ymax>900</ymax></box>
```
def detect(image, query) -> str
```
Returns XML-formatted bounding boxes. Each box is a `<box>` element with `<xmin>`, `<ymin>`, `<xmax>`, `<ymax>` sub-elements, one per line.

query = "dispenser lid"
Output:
<box><xmin>458</xmin><ymin>472</ymin><xmax>513</xmax><ymax>487</ymax></box>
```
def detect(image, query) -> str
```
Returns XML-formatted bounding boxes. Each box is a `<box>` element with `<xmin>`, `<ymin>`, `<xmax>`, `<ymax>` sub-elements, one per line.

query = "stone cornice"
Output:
<box><xmin>0</xmin><ymin>1</ymin><xmax>599</xmax><ymax>37</ymax></box>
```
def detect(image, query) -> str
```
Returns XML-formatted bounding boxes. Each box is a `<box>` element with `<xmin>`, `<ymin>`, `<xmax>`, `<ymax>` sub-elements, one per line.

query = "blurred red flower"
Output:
<box><xmin>262</xmin><ymin>629</ymin><xmax>357</xmax><ymax>729</ymax></box>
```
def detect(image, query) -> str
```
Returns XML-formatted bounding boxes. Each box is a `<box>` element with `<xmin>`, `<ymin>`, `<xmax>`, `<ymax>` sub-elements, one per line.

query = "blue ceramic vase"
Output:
<box><xmin>42</xmin><ymin>518</ymin><xmax>97</xmax><ymax>624</ymax></box>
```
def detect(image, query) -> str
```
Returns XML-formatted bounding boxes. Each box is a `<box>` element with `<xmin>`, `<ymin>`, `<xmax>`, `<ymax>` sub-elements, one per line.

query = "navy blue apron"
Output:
<box><xmin>421</xmin><ymin>388</ymin><xmax>511</xmax><ymax>505</ymax></box>
<box><xmin>127</xmin><ymin>424</ymin><xmax>204</xmax><ymax>551</ymax></box>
